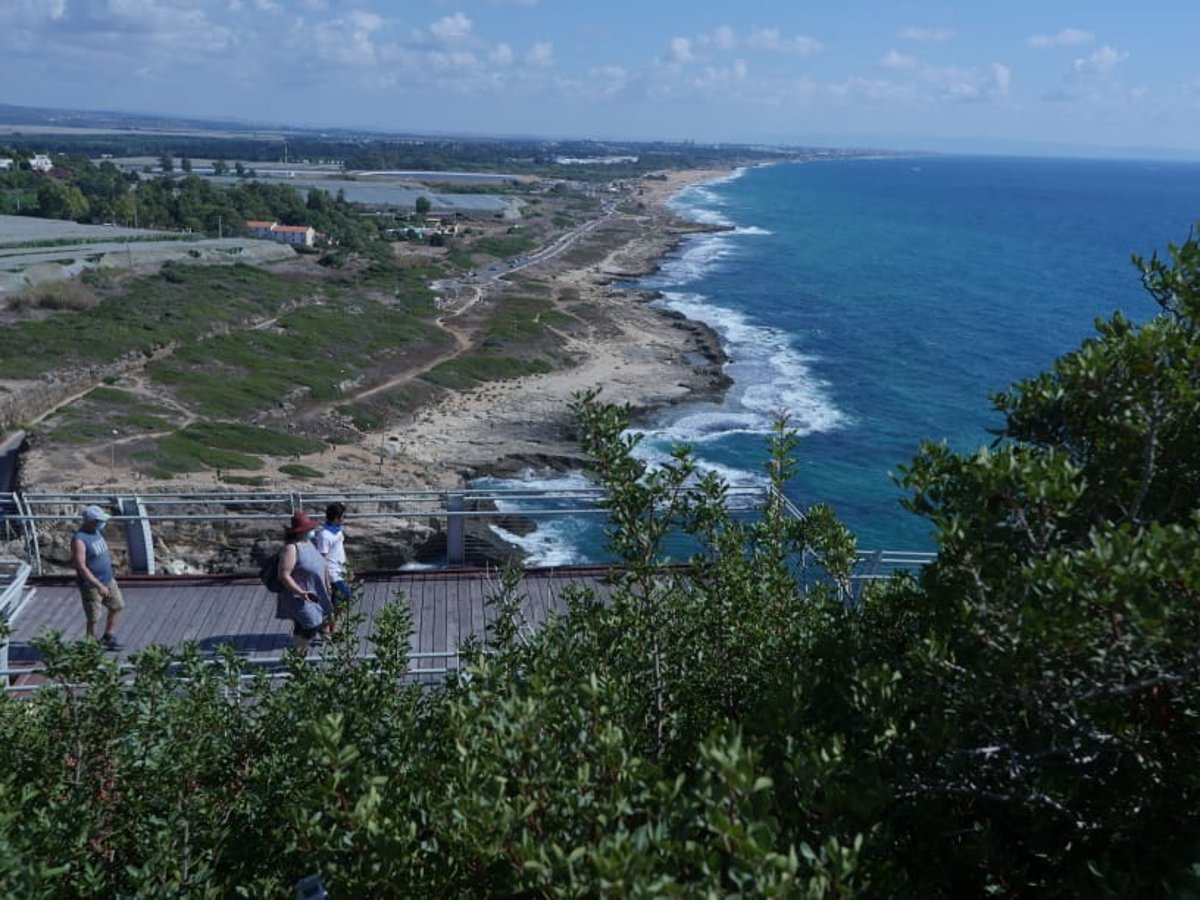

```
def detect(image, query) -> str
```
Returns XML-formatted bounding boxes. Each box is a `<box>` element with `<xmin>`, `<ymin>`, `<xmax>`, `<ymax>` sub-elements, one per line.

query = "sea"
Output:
<box><xmin>482</xmin><ymin>154</ymin><xmax>1200</xmax><ymax>561</ymax></box>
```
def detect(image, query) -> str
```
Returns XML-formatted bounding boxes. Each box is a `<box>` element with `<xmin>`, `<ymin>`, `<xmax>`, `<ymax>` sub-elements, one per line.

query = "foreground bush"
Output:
<box><xmin>0</xmin><ymin>230</ymin><xmax>1198</xmax><ymax>896</ymax></box>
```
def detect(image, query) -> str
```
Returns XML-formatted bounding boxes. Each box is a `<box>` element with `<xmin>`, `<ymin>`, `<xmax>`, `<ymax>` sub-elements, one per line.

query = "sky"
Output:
<box><xmin>3</xmin><ymin>0</ymin><xmax>1200</xmax><ymax>158</ymax></box>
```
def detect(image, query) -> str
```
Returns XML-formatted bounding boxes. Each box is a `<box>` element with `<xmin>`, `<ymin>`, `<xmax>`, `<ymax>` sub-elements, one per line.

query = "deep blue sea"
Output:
<box><xmin>486</xmin><ymin>155</ymin><xmax>1200</xmax><ymax>560</ymax></box>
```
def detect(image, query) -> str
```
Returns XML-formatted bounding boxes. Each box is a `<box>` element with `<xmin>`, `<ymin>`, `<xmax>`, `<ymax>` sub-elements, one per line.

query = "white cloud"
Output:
<box><xmin>425</xmin><ymin>49</ymin><xmax>482</xmax><ymax>72</ymax></box>
<box><xmin>429</xmin><ymin>12</ymin><xmax>473</xmax><ymax>42</ymax></box>
<box><xmin>992</xmin><ymin>63</ymin><xmax>1011</xmax><ymax>97</ymax></box>
<box><xmin>669</xmin><ymin>36</ymin><xmax>694</xmax><ymax>65</ymax></box>
<box><xmin>589</xmin><ymin>68</ymin><xmax>627</xmax><ymax>99</ymax></box>
<box><xmin>1074</xmin><ymin>45</ymin><xmax>1127</xmax><ymax>74</ymax></box>
<box><xmin>490</xmin><ymin>42</ymin><xmax>514</xmax><ymax>65</ymax></box>
<box><xmin>682</xmin><ymin>25</ymin><xmax>821</xmax><ymax>60</ymax></box>
<box><xmin>710</xmin><ymin>25</ymin><xmax>736</xmax><ymax>51</ymax></box>
<box><xmin>900</xmin><ymin>27</ymin><xmax>953</xmax><ymax>44</ymax></box>
<box><xmin>880</xmin><ymin>49</ymin><xmax>918</xmax><ymax>70</ymax></box>
<box><xmin>524</xmin><ymin>41</ymin><xmax>553</xmax><ymax>67</ymax></box>
<box><xmin>928</xmin><ymin>63</ymin><xmax>1010</xmax><ymax>102</ymax></box>
<box><xmin>314</xmin><ymin>11</ymin><xmax>384</xmax><ymax>66</ymax></box>
<box><xmin>0</xmin><ymin>0</ymin><xmax>65</xmax><ymax>22</ymax></box>
<box><xmin>691</xmin><ymin>59</ymin><xmax>749</xmax><ymax>90</ymax></box>
<box><xmin>862</xmin><ymin>55</ymin><xmax>1012</xmax><ymax>105</ymax></box>
<box><xmin>830</xmin><ymin>76</ymin><xmax>915</xmax><ymax>104</ymax></box>
<box><xmin>745</xmin><ymin>28</ymin><xmax>821</xmax><ymax>56</ymax></box>
<box><xmin>1027</xmin><ymin>28</ymin><xmax>1094</xmax><ymax>49</ymax></box>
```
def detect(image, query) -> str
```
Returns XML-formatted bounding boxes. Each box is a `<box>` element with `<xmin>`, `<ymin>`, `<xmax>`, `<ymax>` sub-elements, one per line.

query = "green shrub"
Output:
<box><xmin>278</xmin><ymin>463</ymin><xmax>323</xmax><ymax>478</ymax></box>
<box><xmin>422</xmin><ymin>354</ymin><xmax>551</xmax><ymax>389</ymax></box>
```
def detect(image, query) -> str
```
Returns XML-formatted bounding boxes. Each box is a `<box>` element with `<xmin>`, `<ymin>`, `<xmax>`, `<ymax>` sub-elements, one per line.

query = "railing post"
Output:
<box><xmin>0</xmin><ymin>561</ymin><xmax>32</xmax><ymax>677</ymax></box>
<box><xmin>116</xmin><ymin>495</ymin><xmax>156</xmax><ymax>575</ymax></box>
<box><xmin>446</xmin><ymin>492</ymin><xmax>465</xmax><ymax>567</ymax></box>
<box><xmin>12</xmin><ymin>493</ymin><xmax>42</xmax><ymax>575</ymax></box>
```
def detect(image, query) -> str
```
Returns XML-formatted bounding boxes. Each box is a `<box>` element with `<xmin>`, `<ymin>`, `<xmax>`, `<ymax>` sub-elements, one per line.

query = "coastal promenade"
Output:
<box><xmin>0</xmin><ymin>488</ymin><xmax>933</xmax><ymax>691</ymax></box>
<box><xmin>2</xmin><ymin>564</ymin><xmax>624</xmax><ymax>689</ymax></box>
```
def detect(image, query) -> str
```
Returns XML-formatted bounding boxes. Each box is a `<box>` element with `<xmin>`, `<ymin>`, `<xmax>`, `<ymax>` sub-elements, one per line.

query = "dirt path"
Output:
<box><xmin>349</xmin><ymin>314</ymin><xmax>472</xmax><ymax>406</ymax></box>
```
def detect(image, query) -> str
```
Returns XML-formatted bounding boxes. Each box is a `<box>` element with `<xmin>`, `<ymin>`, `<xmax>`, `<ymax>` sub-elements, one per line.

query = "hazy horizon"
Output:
<box><xmin>2</xmin><ymin>2</ymin><xmax>1199</xmax><ymax>160</ymax></box>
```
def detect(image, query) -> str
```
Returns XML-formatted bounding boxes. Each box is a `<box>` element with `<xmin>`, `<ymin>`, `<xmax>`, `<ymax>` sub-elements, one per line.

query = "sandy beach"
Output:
<box><xmin>13</xmin><ymin>167</ymin><xmax>737</xmax><ymax>494</ymax></box>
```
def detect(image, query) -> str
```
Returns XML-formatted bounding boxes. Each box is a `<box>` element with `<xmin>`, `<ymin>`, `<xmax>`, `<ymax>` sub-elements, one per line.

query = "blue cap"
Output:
<box><xmin>82</xmin><ymin>505</ymin><xmax>110</xmax><ymax>522</ymax></box>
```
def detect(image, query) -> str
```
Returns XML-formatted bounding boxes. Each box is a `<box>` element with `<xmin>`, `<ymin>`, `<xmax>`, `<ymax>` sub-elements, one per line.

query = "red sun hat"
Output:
<box><xmin>285</xmin><ymin>512</ymin><xmax>321</xmax><ymax>537</ymax></box>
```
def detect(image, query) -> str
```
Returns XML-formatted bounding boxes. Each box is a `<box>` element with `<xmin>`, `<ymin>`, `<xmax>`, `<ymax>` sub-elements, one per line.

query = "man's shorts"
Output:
<box><xmin>80</xmin><ymin>580</ymin><xmax>125</xmax><ymax>624</ymax></box>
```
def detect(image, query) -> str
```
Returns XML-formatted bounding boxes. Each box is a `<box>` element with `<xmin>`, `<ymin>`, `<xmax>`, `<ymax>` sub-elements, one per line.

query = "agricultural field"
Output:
<box><xmin>0</xmin><ymin>215</ymin><xmax>164</xmax><ymax>243</ymax></box>
<box><xmin>0</xmin><ymin>214</ymin><xmax>295</xmax><ymax>296</ymax></box>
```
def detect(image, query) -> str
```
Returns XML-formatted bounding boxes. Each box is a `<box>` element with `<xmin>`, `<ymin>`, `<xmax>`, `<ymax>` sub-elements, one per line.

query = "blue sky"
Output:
<box><xmin>3</xmin><ymin>0</ymin><xmax>1199</xmax><ymax>157</ymax></box>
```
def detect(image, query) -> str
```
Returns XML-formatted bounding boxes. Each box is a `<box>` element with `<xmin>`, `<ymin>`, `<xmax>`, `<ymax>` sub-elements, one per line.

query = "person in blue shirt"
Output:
<box><xmin>71</xmin><ymin>504</ymin><xmax>125</xmax><ymax>652</ymax></box>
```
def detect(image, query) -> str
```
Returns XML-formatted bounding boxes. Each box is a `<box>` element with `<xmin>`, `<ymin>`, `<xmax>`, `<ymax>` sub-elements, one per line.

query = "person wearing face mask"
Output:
<box><xmin>71</xmin><ymin>504</ymin><xmax>125</xmax><ymax>651</ymax></box>
<box><xmin>275</xmin><ymin>511</ymin><xmax>333</xmax><ymax>651</ymax></box>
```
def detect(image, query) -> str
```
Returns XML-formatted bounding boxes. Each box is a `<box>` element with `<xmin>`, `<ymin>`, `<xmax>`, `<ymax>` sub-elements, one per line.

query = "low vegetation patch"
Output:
<box><xmin>221</xmin><ymin>474</ymin><xmax>270</xmax><ymax>486</ymax></box>
<box><xmin>136</xmin><ymin>433</ymin><xmax>263</xmax><ymax>476</ymax></box>
<box><xmin>39</xmin><ymin>388</ymin><xmax>182</xmax><ymax>445</ymax></box>
<box><xmin>278</xmin><ymin>463</ymin><xmax>323</xmax><ymax>478</ymax></box>
<box><xmin>481</xmin><ymin>295</ymin><xmax>561</xmax><ymax>347</ymax></box>
<box><xmin>467</xmin><ymin>234</ymin><xmax>536</xmax><ymax>260</ymax></box>
<box><xmin>85</xmin><ymin>385</ymin><xmax>139</xmax><ymax>404</ymax></box>
<box><xmin>178</xmin><ymin>422</ymin><xmax>325</xmax><ymax>456</ymax></box>
<box><xmin>4</xmin><ymin>281</ymin><xmax>99</xmax><ymax>313</ymax></box>
<box><xmin>0</xmin><ymin>263</ymin><xmax>304</xmax><ymax>378</ymax></box>
<box><xmin>133</xmin><ymin>422</ymin><xmax>324</xmax><ymax>477</ymax></box>
<box><xmin>147</xmin><ymin>295</ymin><xmax>447</xmax><ymax>417</ymax></box>
<box><xmin>422</xmin><ymin>353</ymin><xmax>552</xmax><ymax>390</ymax></box>
<box><xmin>338</xmin><ymin>382</ymin><xmax>438</xmax><ymax>431</ymax></box>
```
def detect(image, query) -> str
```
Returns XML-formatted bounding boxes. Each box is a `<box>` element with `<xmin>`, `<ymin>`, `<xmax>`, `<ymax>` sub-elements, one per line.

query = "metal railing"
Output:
<box><xmin>0</xmin><ymin>485</ymin><xmax>794</xmax><ymax>574</ymax></box>
<box><xmin>0</xmin><ymin>649</ymin><xmax>461</xmax><ymax>694</ymax></box>
<box><xmin>1</xmin><ymin>486</ymin><xmax>935</xmax><ymax>690</ymax></box>
<box><xmin>0</xmin><ymin>559</ymin><xmax>32</xmax><ymax>674</ymax></box>
<box><xmin>1</xmin><ymin>485</ymin><xmax>933</xmax><ymax>579</ymax></box>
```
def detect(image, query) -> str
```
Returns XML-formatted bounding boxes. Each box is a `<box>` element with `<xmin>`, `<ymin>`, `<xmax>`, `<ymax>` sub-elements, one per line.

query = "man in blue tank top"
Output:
<box><xmin>71</xmin><ymin>505</ymin><xmax>125</xmax><ymax>651</ymax></box>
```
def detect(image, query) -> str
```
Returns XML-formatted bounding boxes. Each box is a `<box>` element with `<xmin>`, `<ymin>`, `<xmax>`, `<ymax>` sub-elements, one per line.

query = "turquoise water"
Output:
<box><xmin>487</xmin><ymin>155</ymin><xmax>1200</xmax><ymax>558</ymax></box>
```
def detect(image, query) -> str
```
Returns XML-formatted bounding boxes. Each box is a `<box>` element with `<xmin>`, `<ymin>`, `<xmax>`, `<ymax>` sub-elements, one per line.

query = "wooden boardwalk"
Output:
<box><xmin>4</xmin><ymin>566</ymin><xmax>626</xmax><ymax>678</ymax></box>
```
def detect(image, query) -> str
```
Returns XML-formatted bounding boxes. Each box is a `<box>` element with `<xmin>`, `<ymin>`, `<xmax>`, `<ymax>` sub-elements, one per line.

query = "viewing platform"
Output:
<box><xmin>1</xmin><ymin>488</ymin><xmax>933</xmax><ymax>691</ymax></box>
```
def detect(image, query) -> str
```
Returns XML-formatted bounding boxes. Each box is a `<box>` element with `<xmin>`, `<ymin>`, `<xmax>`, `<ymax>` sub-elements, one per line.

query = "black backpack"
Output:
<box><xmin>259</xmin><ymin>550</ymin><xmax>283</xmax><ymax>593</ymax></box>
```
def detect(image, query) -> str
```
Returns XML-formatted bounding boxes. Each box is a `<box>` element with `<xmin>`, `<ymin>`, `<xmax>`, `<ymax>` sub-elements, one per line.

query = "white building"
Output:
<box><xmin>245</xmin><ymin>220</ymin><xmax>318</xmax><ymax>247</ymax></box>
<box><xmin>0</xmin><ymin>158</ymin><xmax>13</xmax><ymax>171</ymax></box>
<box><xmin>30</xmin><ymin>153</ymin><xmax>53</xmax><ymax>173</ymax></box>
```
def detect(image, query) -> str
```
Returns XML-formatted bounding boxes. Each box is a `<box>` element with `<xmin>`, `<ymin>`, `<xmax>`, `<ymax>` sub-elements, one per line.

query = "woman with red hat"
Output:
<box><xmin>275</xmin><ymin>511</ymin><xmax>334</xmax><ymax>651</ymax></box>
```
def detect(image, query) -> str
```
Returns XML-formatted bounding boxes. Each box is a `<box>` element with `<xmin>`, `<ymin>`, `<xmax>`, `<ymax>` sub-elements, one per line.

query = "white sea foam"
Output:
<box><xmin>733</xmin><ymin>225</ymin><xmax>772</xmax><ymax>236</ymax></box>
<box><xmin>476</xmin><ymin>471</ymin><xmax>602</xmax><ymax>567</ymax></box>
<box><xmin>646</xmin><ymin>233</ymin><xmax>732</xmax><ymax>286</ymax></box>
<box><xmin>651</xmin><ymin>291</ymin><xmax>847</xmax><ymax>442</ymax></box>
<box><xmin>676</xmin><ymin>202</ymin><xmax>732</xmax><ymax>228</ymax></box>
<box><xmin>487</xmin><ymin>522</ymin><xmax>589</xmax><ymax>568</ymax></box>
<box><xmin>628</xmin><ymin>438</ymin><xmax>769</xmax><ymax>490</ymax></box>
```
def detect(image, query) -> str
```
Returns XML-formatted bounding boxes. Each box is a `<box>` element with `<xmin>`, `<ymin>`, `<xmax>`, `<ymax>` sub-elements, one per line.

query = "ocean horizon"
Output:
<box><xmin>487</xmin><ymin>154</ymin><xmax>1200</xmax><ymax>560</ymax></box>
